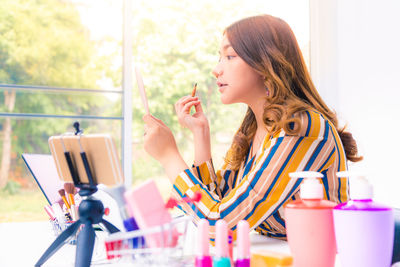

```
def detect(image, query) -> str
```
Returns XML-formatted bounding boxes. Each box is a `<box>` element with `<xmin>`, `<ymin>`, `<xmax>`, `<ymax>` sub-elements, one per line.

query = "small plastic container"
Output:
<box><xmin>104</xmin><ymin>215</ymin><xmax>193</xmax><ymax>266</ymax></box>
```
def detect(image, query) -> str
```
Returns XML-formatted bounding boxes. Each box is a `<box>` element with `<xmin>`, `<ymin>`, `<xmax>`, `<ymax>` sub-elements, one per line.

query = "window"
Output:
<box><xmin>0</xmin><ymin>0</ymin><xmax>310</xmax><ymax>222</ymax></box>
<box><xmin>0</xmin><ymin>0</ymin><xmax>124</xmax><ymax>221</ymax></box>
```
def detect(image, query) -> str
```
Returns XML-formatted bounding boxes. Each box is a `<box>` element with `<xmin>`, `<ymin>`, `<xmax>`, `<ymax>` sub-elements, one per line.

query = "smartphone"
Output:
<box><xmin>48</xmin><ymin>134</ymin><xmax>123</xmax><ymax>187</ymax></box>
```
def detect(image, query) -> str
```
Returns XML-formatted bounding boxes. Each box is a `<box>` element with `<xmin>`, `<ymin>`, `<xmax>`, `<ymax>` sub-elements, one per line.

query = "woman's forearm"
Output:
<box><xmin>160</xmin><ymin>151</ymin><xmax>188</xmax><ymax>184</ymax></box>
<box><xmin>193</xmin><ymin>125</ymin><xmax>211</xmax><ymax>166</ymax></box>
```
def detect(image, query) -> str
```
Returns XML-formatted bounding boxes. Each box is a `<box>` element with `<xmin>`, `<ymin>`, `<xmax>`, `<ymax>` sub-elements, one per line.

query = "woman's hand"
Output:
<box><xmin>174</xmin><ymin>95</ymin><xmax>209</xmax><ymax>133</ymax></box>
<box><xmin>175</xmin><ymin>95</ymin><xmax>212</xmax><ymax>165</ymax></box>
<box><xmin>143</xmin><ymin>114</ymin><xmax>179</xmax><ymax>164</ymax></box>
<box><xmin>142</xmin><ymin>114</ymin><xmax>189</xmax><ymax>182</ymax></box>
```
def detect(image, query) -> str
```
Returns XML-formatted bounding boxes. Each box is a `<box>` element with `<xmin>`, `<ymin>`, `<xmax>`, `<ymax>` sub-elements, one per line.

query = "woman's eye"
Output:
<box><xmin>227</xmin><ymin>55</ymin><xmax>235</xmax><ymax>60</ymax></box>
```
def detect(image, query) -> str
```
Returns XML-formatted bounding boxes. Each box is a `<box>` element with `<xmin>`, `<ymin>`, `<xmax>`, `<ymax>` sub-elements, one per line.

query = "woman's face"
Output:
<box><xmin>212</xmin><ymin>34</ymin><xmax>265</xmax><ymax>105</ymax></box>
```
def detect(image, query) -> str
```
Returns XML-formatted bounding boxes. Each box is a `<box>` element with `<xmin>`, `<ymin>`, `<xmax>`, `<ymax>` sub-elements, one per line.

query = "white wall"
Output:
<box><xmin>311</xmin><ymin>0</ymin><xmax>400</xmax><ymax>207</ymax></box>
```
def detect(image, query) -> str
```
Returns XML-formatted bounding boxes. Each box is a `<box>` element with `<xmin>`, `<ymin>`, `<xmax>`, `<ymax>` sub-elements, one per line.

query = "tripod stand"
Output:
<box><xmin>35</xmin><ymin>194</ymin><xmax>119</xmax><ymax>267</ymax></box>
<box><xmin>36</xmin><ymin>123</ymin><xmax>120</xmax><ymax>267</ymax></box>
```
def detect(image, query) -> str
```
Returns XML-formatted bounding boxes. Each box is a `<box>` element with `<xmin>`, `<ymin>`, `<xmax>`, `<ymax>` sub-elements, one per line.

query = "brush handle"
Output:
<box><xmin>191</xmin><ymin>83</ymin><xmax>197</xmax><ymax>97</ymax></box>
<box><xmin>70</xmin><ymin>204</ymin><xmax>78</xmax><ymax>221</ymax></box>
<box><xmin>68</xmin><ymin>193</ymin><xmax>75</xmax><ymax>206</ymax></box>
<box><xmin>61</xmin><ymin>196</ymin><xmax>71</xmax><ymax>210</ymax></box>
<box><xmin>44</xmin><ymin>206</ymin><xmax>55</xmax><ymax>220</ymax></box>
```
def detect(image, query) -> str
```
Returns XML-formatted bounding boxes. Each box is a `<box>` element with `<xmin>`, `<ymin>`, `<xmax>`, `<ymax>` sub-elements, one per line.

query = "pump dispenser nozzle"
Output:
<box><xmin>289</xmin><ymin>171</ymin><xmax>324</xmax><ymax>199</ymax></box>
<box><xmin>337</xmin><ymin>171</ymin><xmax>372</xmax><ymax>200</ymax></box>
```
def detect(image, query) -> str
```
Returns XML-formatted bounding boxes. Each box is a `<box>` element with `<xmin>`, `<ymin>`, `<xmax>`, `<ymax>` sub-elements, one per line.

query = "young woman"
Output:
<box><xmin>142</xmin><ymin>14</ymin><xmax>362</xmax><ymax>241</ymax></box>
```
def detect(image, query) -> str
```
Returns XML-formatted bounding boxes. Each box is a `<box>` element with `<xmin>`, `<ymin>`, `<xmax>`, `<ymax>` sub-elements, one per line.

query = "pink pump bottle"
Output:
<box><xmin>333</xmin><ymin>171</ymin><xmax>394</xmax><ymax>267</ymax></box>
<box><xmin>285</xmin><ymin>171</ymin><xmax>337</xmax><ymax>267</ymax></box>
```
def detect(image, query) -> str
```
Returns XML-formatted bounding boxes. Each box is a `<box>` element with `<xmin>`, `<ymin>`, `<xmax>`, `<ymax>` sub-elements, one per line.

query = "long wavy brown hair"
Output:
<box><xmin>224</xmin><ymin>15</ymin><xmax>362</xmax><ymax>170</ymax></box>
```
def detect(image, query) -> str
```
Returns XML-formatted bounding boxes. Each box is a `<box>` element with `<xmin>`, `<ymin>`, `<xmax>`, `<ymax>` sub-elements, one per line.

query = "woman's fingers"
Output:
<box><xmin>194</xmin><ymin>99</ymin><xmax>203</xmax><ymax>113</ymax></box>
<box><xmin>143</xmin><ymin>114</ymin><xmax>156</xmax><ymax>125</ymax></box>
<box><xmin>143</xmin><ymin>124</ymin><xmax>149</xmax><ymax>135</ymax></box>
<box><xmin>177</xmin><ymin>95</ymin><xmax>197</xmax><ymax>106</ymax></box>
<box><xmin>174</xmin><ymin>96</ymin><xmax>188</xmax><ymax>111</ymax></box>
<box><xmin>143</xmin><ymin>114</ymin><xmax>161</xmax><ymax>128</ymax></box>
<box><xmin>175</xmin><ymin>96</ymin><xmax>198</xmax><ymax>112</ymax></box>
<box><xmin>182</xmin><ymin>100</ymin><xmax>200</xmax><ymax>114</ymax></box>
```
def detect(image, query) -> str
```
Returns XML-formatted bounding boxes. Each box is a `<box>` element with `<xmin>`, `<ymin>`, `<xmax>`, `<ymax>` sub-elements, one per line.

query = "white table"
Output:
<box><xmin>0</xmin><ymin>220</ymin><xmax>340</xmax><ymax>267</ymax></box>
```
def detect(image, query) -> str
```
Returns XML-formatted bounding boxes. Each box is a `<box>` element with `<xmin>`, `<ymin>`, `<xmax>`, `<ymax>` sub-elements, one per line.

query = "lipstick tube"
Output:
<box><xmin>213</xmin><ymin>219</ymin><xmax>231</xmax><ymax>267</ymax></box>
<box><xmin>195</xmin><ymin>219</ymin><xmax>212</xmax><ymax>267</ymax></box>
<box><xmin>235</xmin><ymin>220</ymin><xmax>250</xmax><ymax>267</ymax></box>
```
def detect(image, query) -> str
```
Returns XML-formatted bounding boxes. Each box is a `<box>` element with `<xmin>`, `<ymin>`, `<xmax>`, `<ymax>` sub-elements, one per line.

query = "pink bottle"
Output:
<box><xmin>285</xmin><ymin>171</ymin><xmax>337</xmax><ymax>267</ymax></box>
<box><xmin>124</xmin><ymin>179</ymin><xmax>178</xmax><ymax>248</ymax></box>
<box><xmin>333</xmin><ymin>171</ymin><xmax>394</xmax><ymax>267</ymax></box>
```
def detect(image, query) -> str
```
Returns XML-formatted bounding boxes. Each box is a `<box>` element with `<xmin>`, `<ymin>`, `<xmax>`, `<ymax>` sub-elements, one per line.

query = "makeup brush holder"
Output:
<box><xmin>50</xmin><ymin>219</ymin><xmax>78</xmax><ymax>245</ymax></box>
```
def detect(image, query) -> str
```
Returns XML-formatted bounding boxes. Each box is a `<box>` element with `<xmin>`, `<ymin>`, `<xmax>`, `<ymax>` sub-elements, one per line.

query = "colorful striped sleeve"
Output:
<box><xmin>172</xmin><ymin>110</ymin><xmax>338</xmax><ymax>241</ymax></box>
<box><xmin>191</xmin><ymin>159</ymin><xmax>238</xmax><ymax>199</ymax></box>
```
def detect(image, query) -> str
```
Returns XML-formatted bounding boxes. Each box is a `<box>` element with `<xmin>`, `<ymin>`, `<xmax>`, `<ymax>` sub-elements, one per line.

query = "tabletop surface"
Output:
<box><xmin>0</xmin><ymin>220</ymin><xmax>342</xmax><ymax>267</ymax></box>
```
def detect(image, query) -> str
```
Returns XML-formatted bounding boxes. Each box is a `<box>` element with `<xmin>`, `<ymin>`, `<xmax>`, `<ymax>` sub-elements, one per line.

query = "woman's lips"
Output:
<box><xmin>217</xmin><ymin>82</ymin><xmax>228</xmax><ymax>92</ymax></box>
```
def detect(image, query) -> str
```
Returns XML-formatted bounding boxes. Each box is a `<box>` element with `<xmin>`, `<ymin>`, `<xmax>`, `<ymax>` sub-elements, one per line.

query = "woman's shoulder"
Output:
<box><xmin>292</xmin><ymin>109</ymin><xmax>333</xmax><ymax>139</ymax></box>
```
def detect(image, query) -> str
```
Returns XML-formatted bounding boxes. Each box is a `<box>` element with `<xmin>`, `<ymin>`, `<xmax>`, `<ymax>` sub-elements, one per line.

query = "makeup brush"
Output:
<box><xmin>189</xmin><ymin>83</ymin><xmax>198</xmax><ymax>114</ymax></box>
<box><xmin>58</xmin><ymin>189</ymin><xmax>71</xmax><ymax>211</ymax></box>
<box><xmin>44</xmin><ymin>205</ymin><xmax>56</xmax><ymax>221</ymax></box>
<box><xmin>64</xmin><ymin>183</ymin><xmax>75</xmax><ymax>206</ymax></box>
<box><xmin>191</xmin><ymin>83</ymin><xmax>197</xmax><ymax>97</ymax></box>
<box><xmin>64</xmin><ymin>183</ymin><xmax>78</xmax><ymax>220</ymax></box>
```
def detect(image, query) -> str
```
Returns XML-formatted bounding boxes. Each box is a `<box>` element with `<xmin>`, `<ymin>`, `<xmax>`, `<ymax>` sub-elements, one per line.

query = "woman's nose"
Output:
<box><xmin>212</xmin><ymin>64</ymin><xmax>223</xmax><ymax>78</ymax></box>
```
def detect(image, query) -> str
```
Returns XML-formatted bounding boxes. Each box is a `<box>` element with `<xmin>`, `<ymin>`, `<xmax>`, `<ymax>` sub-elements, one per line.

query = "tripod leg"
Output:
<box><xmin>35</xmin><ymin>221</ymin><xmax>81</xmax><ymax>267</ymax></box>
<box><xmin>75</xmin><ymin>222</ymin><xmax>95</xmax><ymax>267</ymax></box>
<box><xmin>100</xmin><ymin>219</ymin><xmax>120</xmax><ymax>233</ymax></box>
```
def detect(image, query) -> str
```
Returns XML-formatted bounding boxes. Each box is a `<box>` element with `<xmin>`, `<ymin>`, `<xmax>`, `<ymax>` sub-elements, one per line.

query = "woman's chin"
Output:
<box><xmin>220</xmin><ymin>98</ymin><xmax>230</xmax><ymax>105</ymax></box>
<box><xmin>220</xmin><ymin>95</ymin><xmax>233</xmax><ymax>105</ymax></box>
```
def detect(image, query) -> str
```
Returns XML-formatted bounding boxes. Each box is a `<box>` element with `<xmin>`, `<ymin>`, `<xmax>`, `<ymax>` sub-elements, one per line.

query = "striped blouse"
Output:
<box><xmin>172</xmin><ymin>109</ymin><xmax>349</xmax><ymax>241</ymax></box>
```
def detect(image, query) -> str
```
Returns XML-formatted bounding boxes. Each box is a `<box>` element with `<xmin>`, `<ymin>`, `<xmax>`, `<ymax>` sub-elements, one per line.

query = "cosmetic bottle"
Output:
<box><xmin>235</xmin><ymin>220</ymin><xmax>250</xmax><ymax>267</ymax></box>
<box><xmin>195</xmin><ymin>219</ymin><xmax>212</xmax><ymax>267</ymax></box>
<box><xmin>333</xmin><ymin>171</ymin><xmax>394</xmax><ymax>267</ymax></box>
<box><xmin>214</xmin><ymin>219</ymin><xmax>231</xmax><ymax>267</ymax></box>
<box><xmin>124</xmin><ymin>179</ymin><xmax>177</xmax><ymax>248</ymax></box>
<box><xmin>104</xmin><ymin>184</ymin><xmax>144</xmax><ymax>247</ymax></box>
<box><xmin>285</xmin><ymin>171</ymin><xmax>337</xmax><ymax>267</ymax></box>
